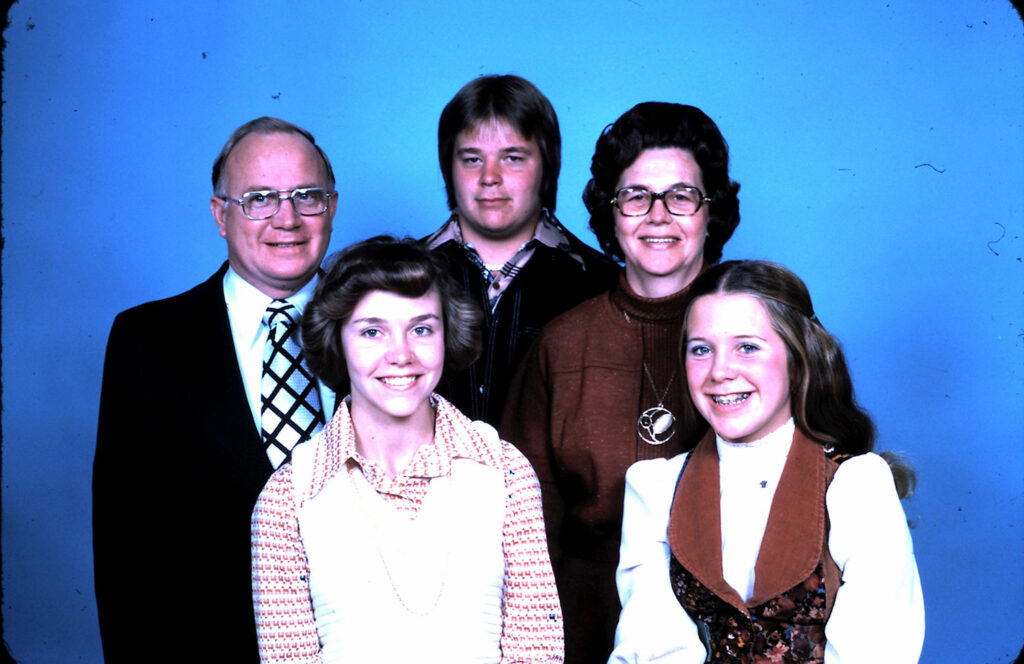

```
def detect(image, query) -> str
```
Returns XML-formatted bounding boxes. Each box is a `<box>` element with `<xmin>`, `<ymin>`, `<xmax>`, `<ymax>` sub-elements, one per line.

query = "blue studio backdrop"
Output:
<box><xmin>2</xmin><ymin>1</ymin><xmax>1022</xmax><ymax>662</ymax></box>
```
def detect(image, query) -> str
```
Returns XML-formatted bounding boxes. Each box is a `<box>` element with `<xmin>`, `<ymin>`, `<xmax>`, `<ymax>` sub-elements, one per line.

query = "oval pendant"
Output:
<box><xmin>637</xmin><ymin>406</ymin><xmax>676</xmax><ymax>445</ymax></box>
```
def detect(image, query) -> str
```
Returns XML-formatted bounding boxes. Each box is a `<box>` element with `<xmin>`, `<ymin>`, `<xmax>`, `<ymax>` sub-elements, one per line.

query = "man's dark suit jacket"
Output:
<box><xmin>93</xmin><ymin>262</ymin><xmax>272</xmax><ymax>662</ymax></box>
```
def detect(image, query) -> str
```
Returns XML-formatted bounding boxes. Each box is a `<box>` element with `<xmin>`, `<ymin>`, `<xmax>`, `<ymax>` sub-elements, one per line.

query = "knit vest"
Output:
<box><xmin>667</xmin><ymin>430</ymin><xmax>844</xmax><ymax>663</ymax></box>
<box><xmin>297</xmin><ymin>457</ymin><xmax>506</xmax><ymax>663</ymax></box>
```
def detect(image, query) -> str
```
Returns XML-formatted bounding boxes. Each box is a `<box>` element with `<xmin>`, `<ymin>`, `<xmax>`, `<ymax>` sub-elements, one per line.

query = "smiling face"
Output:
<box><xmin>451</xmin><ymin>117</ymin><xmax>544</xmax><ymax>249</ymax></box>
<box><xmin>342</xmin><ymin>289</ymin><xmax>445</xmax><ymax>425</ymax></box>
<box><xmin>684</xmin><ymin>293</ymin><xmax>792</xmax><ymax>444</ymax></box>
<box><xmin>614</xmin><ymin>147</ymin><xmax>708</xmax><ymax>298</ymax></box>
<box><xmin>211</xmin><ymin>131</ymin><xmax>335</xmax><ymax>298</ymax></box>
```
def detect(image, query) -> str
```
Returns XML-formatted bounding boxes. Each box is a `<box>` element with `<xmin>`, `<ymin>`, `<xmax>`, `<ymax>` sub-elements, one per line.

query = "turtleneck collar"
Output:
<box><xmin>716</xmin><ymin>418</ymin><xmax>796</xmax><ymax>457</ymax></box>
<box><xmin>609</xmin><ymin>269</ymin><xmax>692</xmax><ymax>323</ymax></box>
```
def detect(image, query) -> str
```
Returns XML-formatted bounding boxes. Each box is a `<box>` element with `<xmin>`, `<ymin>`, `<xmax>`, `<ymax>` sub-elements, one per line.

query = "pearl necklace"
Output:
<box><xmin>346</xmin><ymin>465</ymin><xmax>450</xmax><ymax>615</ymax></box>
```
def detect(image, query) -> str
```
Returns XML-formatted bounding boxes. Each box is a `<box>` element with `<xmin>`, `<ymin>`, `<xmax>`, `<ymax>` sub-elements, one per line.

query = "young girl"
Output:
<box><xmin>611</xmin><ymin>260</ymin><xmax>923</xmax><ymax>663</ymax></box>
<box><xmin>251</xmin><ymin>236</ymin><xmax>563</xmax><ymax>663</ymax></box>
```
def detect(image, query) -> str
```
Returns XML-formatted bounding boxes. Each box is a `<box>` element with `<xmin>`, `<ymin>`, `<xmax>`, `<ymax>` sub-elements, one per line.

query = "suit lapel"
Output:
<box><xmin>185</xmin><ymin>265</ymin><xmax>274</xmax><ymax>494</ymax></box>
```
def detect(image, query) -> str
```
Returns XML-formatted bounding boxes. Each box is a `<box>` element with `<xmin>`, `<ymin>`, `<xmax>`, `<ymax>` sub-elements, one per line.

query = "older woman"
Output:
<box><xmin>252</xmin><ymin>236</ymin><xmax>563</xmax><ymax>663</ymax></box>
<box><xmin>502</xmin><ymin>103</ymin><xmax>740</xmax><ymax>663</ymax></box>
<box><xmin>612</xmin><ymin>261</ymin><xmax>924</xmax><ymax>663</ymax></box>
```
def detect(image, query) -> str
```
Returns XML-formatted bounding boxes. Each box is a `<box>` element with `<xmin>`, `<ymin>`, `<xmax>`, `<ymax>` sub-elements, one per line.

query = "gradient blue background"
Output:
<box><xmin>3</xmin><ymin>1</ymin><xmax>1022</xmax><ymax>662</ymax></box>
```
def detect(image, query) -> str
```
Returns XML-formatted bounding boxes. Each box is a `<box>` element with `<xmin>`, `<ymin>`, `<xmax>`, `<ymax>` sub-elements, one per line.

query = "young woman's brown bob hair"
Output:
<box><xmin>301</xmin><ymin>235</ymin><xmax>482</xmax><ymax>393</ymax></box>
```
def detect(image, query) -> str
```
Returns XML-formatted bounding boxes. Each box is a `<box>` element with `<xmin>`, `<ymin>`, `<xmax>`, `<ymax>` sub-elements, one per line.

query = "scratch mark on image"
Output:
<box><xmin>914</xmin><ymin>163</ymin><xmax>946</xmax><ymax>173</ymax></box>
<box><xmin>988</xmin><ymin>222</ymin><xmax>1006</xmax><ymax>256</ymax></box>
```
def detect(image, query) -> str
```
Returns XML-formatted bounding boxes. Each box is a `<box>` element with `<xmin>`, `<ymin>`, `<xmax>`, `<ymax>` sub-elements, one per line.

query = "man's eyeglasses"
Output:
<box><xmin>611</xmin><ymin>185</ymin><xmax>710</xmax><ymax>217</ymax></box>
<box><xmin>219</xmin><ymin>188</ymin><xmax>336</xmax><ymax>220</ymax></box>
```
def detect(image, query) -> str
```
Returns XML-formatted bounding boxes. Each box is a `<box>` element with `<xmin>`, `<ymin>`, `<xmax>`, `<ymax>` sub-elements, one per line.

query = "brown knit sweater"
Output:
<box><xmin>501</xmin><ymin>271</ymin><xmax>707</xmax><ymax>664</ymax></box>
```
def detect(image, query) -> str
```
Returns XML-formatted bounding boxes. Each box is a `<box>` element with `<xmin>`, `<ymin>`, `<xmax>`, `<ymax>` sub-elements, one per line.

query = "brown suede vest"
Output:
<box><xmin>667</xmin><ymin>430</ymin><xmax>844</xmax><ymax>663</ymax></box>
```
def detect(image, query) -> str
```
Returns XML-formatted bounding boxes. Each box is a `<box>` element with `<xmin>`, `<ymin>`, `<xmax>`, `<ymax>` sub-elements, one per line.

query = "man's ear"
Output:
<box><xmin>211</xmin><ymin>196</ymin><xmax>228</xmax><ymax>239</ymax></box>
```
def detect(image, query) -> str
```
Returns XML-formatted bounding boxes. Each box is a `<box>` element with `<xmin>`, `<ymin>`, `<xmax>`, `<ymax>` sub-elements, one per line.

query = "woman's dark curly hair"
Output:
<box><xmin>301</xmin><ymin>235</ymin><xmax>482</xmax><ymax>393</ymax></box>
<box><xmin>583</xmin><ymin>102</ymin><xmax>740</xmax><ymax>264</ymax></box>
<box><xmin>682</xmin><ymin>260</ymin><xmax>916</xmax><ymax>498</ymax></box>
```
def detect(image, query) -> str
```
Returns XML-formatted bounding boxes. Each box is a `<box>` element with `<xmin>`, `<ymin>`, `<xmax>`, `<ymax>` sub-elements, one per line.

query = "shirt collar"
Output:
<box><xmin>223</xmin><ymin>266</ymin><xmax>319</xmax><ymax>350</ymax></box>
<box><xmin>423</xmin><ymin>213</ymin><xmax>465</xmax><ymax>249</ymax></box>
<box><xmin>302</xmin><ymin>395</ymin><xmax>504</xmax><ymax>501</ymax></box>
<box><xmin>534</xmin><ymin>210</ymin><xmax>583</xmax><ymax>266</ymax></box>
<box><xmin>425</xmin><ymin>209</ymin><xmax>585</xmax><ymax>269</ymax></box>
<box><xmin>716</xmin><ymin>418</ymin><xmax>796</xmax><ymax>456</ymax></box>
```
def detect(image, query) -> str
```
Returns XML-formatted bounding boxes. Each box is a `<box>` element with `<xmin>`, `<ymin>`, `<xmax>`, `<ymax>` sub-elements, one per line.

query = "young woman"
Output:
<box><xmin>611</xmin><ymin>260</ymin><xmax>924</xmax><ymax>663</ymax></box>
<box><xmin>251</xmin><ymin>236</ymin><xmax>563</xmax><ymax>663</ymax></box>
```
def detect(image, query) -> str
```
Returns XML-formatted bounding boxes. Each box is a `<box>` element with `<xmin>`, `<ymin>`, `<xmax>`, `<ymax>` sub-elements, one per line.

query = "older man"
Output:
<box><xmin>425</xmin><ymin>75</ymin><xmax>617</xmax><ymax>425</ymax></box>
<box><xmin>93</xmin><ymin>117</ymin><xmax>337</xmax><ymax>661</ymax></box>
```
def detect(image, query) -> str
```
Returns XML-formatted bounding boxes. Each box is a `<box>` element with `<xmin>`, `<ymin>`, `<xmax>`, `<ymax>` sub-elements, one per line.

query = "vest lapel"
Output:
<box><xmin>747</xmin><ymin>430</ymin><xmax>826</xmax><ymax>606</ymax></box>
<box><xmin>668</xmin><ymin>429</ymin><xmax>828</xmax><ymax>614</ymax></box>
<box><xmin>668</xmin><ymin>430</ymin><xmax>747</xmax><ymax>614</ymax></box>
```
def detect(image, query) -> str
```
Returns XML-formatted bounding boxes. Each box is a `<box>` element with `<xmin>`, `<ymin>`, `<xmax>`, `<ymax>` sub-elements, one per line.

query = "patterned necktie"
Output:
<box><xmin>261</xmin><ymin>299</ymin><xmax>325</xmax><ymax>468</ymax></box>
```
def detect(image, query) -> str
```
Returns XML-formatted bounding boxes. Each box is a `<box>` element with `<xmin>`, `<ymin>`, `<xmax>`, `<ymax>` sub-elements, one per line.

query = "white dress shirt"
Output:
<box><xmin>222</xmin><ymin>267</ymin><xmax>336</xmax><ymax>435</ymax></box>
